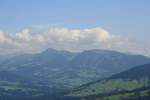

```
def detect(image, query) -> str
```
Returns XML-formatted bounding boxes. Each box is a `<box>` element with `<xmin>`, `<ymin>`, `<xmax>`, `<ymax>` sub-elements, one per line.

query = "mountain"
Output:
<box><xmin>0</xmin><ymin>48</ymin><xmax>150</xmax><ymax>90</ymax></box>
<box><xmin>66</xmin><ymin>63</ymin><xmax>150</xmax><ymax>100</ymax></box>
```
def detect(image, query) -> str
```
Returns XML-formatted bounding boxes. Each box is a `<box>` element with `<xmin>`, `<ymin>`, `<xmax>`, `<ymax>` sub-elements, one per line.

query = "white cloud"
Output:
<box><xmin>16</xmin><ymin>29</ymin><xmax>31</xmax><ymax>41</ymax></box>
<box><xmin>0</xmin><ymin>32</ymin><xmax>6</xmax><ymax>43</ymax></box>
<box><xmin>0</xmin><ymin>26</ymin><xmax>149</xmax><ymax>55</ymax></box>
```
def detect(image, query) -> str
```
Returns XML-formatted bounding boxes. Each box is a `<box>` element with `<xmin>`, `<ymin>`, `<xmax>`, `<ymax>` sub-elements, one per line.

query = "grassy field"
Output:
<box><xmin>68</xmin><ymin>77</ymin><xmax>149</xmax><ymax>97</ymax></box>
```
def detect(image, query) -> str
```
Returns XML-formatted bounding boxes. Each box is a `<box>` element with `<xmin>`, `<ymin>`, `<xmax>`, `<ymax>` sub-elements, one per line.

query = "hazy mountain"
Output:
<box><xmin>66</xmin><ymin>63</ymin><xmax>150</xmax><ymax>100</ymax></box>
<box><xmin>0</xmin><ymin>48</ymin><xmax>150</xmax><ymax>90</ymax></box>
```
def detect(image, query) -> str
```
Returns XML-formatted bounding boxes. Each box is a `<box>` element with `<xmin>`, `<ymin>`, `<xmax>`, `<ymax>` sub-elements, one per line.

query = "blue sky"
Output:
<box><xmin>0</xmin><ymin>0</ymin><xmax>150</xmax><ymax>55</ymax></box>
<box><xmin>0</xmin><ymin>0</ymin><xmax>150</xmax><ymax>41</ymax></box>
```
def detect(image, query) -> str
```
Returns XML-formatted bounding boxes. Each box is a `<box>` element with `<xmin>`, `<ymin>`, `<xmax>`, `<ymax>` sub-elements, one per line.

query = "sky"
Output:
<box><xmin>0</xmin><ymin>0</ymin><xmax>150</xmax><ymax>55</ymax></box>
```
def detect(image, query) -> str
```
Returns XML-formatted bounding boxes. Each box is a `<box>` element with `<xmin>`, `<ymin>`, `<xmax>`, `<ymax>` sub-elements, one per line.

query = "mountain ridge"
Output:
<box><xmin>66</xmin><ymin>63</ymin><xmax>150</xmax><ymax>100</ymax></box>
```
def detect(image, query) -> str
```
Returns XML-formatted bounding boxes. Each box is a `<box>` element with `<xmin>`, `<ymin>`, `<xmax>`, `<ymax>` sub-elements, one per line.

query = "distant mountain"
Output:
<box><xmin>0</xmin><ymin>48</ymin><xmax>150</xmax><ymax>90</ymax></box>
<box><xmin>66</xmin><ymin>63</ymin><xmax>150</xmax><ymax>100</ymax></box>
<box><xmin>0</xmin><ymin>55</ymin><xmax>11</xmax><ymax>63</ymax></box>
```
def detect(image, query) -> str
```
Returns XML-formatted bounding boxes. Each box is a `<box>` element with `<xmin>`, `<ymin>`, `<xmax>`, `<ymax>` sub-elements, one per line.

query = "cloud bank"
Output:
<box><xmin>0</xmin><ymin>26</ymin><xmax>149</xmax><ymax>55</ymax></box>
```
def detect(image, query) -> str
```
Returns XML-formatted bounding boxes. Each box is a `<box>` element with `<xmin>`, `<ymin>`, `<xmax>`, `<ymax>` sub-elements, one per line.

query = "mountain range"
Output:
<box><xmin>0</xmin><ymin>48</ymin><xmax>150</xmax><ymax>100</ymax></box>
